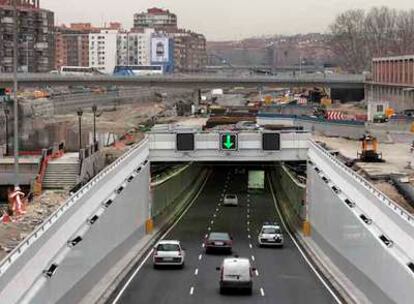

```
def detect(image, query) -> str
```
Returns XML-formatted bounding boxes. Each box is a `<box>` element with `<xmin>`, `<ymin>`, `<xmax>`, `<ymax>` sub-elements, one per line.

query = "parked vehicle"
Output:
<box><xmin>153</xmin><ymin>240</ymin><xmax>185</xmax><ymax>268</ymax></box>
<box><xmin>216</xmin><ymin>257</ymin><xmax>255</xmax><ymax>294</ymax></box>
<box><xmin>205</xmin><ymin>232</ymin><xmax>233</xmax><ymax>254</ymax></box>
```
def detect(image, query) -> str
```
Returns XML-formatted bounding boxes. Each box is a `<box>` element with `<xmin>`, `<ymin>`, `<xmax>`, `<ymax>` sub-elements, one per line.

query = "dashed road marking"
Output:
<box><xmin>213</xmin><ymin>214</ymin><xmax>217</xmax><ymax>217</ymax></box>
<box><xmin>247</xmin><ymin>214</ymin><xmax>250</xmax><ymax>218</ymax></box>
<box><xmin>208</xmin><ymin>226</ymin><xmax>211</xmax><ymax>231</ymax></box>
<box><xmin>210</xmin><ymin>220</ymin><xmax>214</xmax><ymax>225</ymax></box>
<box><xmin>255</xmin><ymin>269</ymin><xmax>259</xmax><ymax>276</ymax></box>
<box><xmin>190</xmin><ymin>286</ymin><xmax>195</xmax><ymax>295</ymax></box>
<box><xmin>248</xmin><ymin>234</ymin><xmax>251</xmax><ymax>239</ymax></box>
<box><xmin>247</xmin><ymin>227</ymin><xmax>250</xmax><ymax>232</ymax></box>
<box><xmin>205</xmin><ymin>234</ymin><xmax>208</xmax><ymax>238</ymax></box>
<box><xmin>260</xmin><ymin>287</ymin><xmax>265</xmax><ymax>296</ymax></box>
<box><xmin>251</xmin><ymin>255</ymin><xmax>255</xmax><ymax>261</ymax></box>
<box><xmin>202</xmin><ymin>243</ymin><xmax>205</xmax><ymax>248</ymax></box>
<box><xmin>249</xmin><ymin>243</ymin><xmax>253</xmax><ymax>249</ymax></box>
<box><xmin>247</xmin><ymin>221</ymin><xmax>250</xmax><ymax>225</ymax></box>
<box><xmin>198</xmin><ymin>254</ymin><xmax>203</xmax><ymax>260</ymax></box>
<box><xmin>216</xmin><ymin>208</ymin><xmax>219</xmax><ymax>212</ymax></box>
<box><xmin>194</xmin><ymin>268</ymin><xmax>199</xmax><ymax>275</ymax></box>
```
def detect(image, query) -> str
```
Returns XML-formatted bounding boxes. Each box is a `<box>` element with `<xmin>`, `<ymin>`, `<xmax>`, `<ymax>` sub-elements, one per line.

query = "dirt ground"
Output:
<box><xmin>0</xmin><ymin>101</ymin><xmax>168</xmax><ymax>261</ymax></box>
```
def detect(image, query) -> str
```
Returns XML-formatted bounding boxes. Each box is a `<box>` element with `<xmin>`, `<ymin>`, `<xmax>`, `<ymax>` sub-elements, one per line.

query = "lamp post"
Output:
<box><xmin>77</xmin><ymin>109</ymin><xmax>83</xmax><ymax>151</ymax></box>
<box><xmin>12</xmin><ymin>0</ymin><xmax>20</xmax><ymax>189</ymax></box>
<box><xmin>92</xmin><ymin>104</ymin><xmax>97</xmax><ymax>144</ymax></box>
<box><xmin>3</xmin><ymin>107</ymin><xmax>9</xmax><ymax>156</ymax></box>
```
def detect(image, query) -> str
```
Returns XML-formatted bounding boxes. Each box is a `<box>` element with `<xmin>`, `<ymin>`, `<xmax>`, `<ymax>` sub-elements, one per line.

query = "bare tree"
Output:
<box><xmin>328</xmin><ymin>6</ymin><xmax>414</xmax><ymax>73</ymax></box>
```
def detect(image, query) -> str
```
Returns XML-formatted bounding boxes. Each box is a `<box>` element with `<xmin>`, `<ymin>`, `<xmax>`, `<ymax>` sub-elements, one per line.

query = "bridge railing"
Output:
<box><xmin>0</xmin><ymin>137</ymin><xmax>149</xmax><ymax>277</ymax></box>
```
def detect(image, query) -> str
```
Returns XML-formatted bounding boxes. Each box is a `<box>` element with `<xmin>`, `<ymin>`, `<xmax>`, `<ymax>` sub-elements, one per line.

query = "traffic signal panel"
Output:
<box><xmin>176</xmin><ymin>133</ymin><xmax>195</xmax><ymax>151</ymax></box>
<box><xmin>221</xmin><ymin>133</ymin><xmax>238</xmax><ymax>151</ymax></box>
<box><xmin>262</xmin><ymin>133</ymin><xmax>280</xmax><ymax>151</ymax></box>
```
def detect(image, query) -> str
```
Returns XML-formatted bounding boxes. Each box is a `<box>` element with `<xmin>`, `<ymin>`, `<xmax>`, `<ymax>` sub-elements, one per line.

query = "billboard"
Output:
<box><xmin>151</xmin><ymin>37</ymin><xmax>170</xmax><ymax>63</ymax></box>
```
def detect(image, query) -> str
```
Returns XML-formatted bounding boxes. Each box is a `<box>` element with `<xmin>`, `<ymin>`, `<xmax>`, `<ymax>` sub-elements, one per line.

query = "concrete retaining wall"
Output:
<box><xmin>151</xmin><ymin>163</ymin><xmax>203</xmax><ymax>222</ymax></box>
<box><xmin>308</xmin><ymin>143</ymin><xmax>414</xmax><ymax>304</ymax></box>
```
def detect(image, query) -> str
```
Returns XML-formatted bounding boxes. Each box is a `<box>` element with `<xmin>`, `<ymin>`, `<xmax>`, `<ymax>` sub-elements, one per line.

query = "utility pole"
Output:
<box><xmin>77</xmin><ymin>109</ymin><xmax>83</xmax><ymax>151</ymax></box>
<box><xmin>12</xmin><ymin>0</ymin><xmax>20</xmax><ymax>188</ymax></box>
<box><xmin>92</xmin><ymin>104</ymin><xmax>97</xmax><ymax>144</ymax></box>
<box><xmin>4</xmin><ymin>107</ymin><xmax>9</xmax><ymax>156</ymax></box>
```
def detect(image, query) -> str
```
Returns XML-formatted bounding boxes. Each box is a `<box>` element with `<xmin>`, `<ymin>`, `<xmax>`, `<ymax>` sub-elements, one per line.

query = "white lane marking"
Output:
<box><xmin>208</xmin><ymin>226</ymin><xmax>211</xmax><ymax>231</ymax></box>
<box><xmin>255</xmin><ymin>269</ymin><xmax>259</xmax><ymax>276</ymax></box>
<box><xmin>247</xmin><ymin>214</ymin><xmax>250</xmax><ymax>218</ymax></box>
<box><xmin>198</xmin><ymin>254</ymin><xmax>203</xmax><ymax>260</ymax></box>
<box><xmin>248</xmin><ymin>234</ymin><xmax>251</xmax><ymax>239</ymax></box>
<box><xmin>111</xmin><ymin>174</ymin><xmax>210</xmax><ymax>304</ymax></box>
<box><xmin>249</xmin><ymin>243</ymin><xmax>253</xmax><ymax>249</ymax></box>
<box><xmin>247</xmin><ymin>209</ymin><xmax>250</xmax><ymax>213</ymax></box>
<box><xmin>216</xmin><ymin>208</ymin><xmax>219</xmax><ymax>212</ymax></box>
<box><xmin>213</xmin><ymin>214</ymin><xmax>217</xmax><ymax>217</ymax></box>
<box><xmin>260</xmin><ymin>288</ymin><xmax>265</xmax><ymax>296</ymax></box>
<box><xmin>202</xmin><ymin>243</ymin><xmax>205</xmax><ymax>248</ymax></box>
<box><xmin>194</xmin><ymin>268</ymin><xmax>199</xmax><ymax>275</ymax></box>
<box><xmin>210</xmin><ymin>220</ymin><xmax>214</xmax><ymax>225</ymax></box>
<box><xmin>190</xmin><ymin>286</ymin><xmax>194</xmax><ymax>295</ymax></box>
<box><xmin>251</xmin><ymin>255</ymin><xmax>255</xmax><ymax>261</ymax></box>
<box><xmin>205</xmin><ymin>233</ymin><xmax>208</xmax><ymax>238</ymax></box>
<box><xmin>268</xmin><ymin>178</ymin><xmax>344</xmax><ymax>304</ymax></box>
<box><xmin>247</xmin><ymin>221</ymin><xmax>250</xmax><ymax>225</ymax></box>
<box><xmin>247</xmin><ymin>227</ymin><xmax>250</xmax><ymax>232</ymax></box>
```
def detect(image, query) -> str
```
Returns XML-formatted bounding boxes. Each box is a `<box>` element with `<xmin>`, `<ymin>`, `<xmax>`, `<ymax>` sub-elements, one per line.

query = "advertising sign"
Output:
<box><xmin>151</xmin><ymin>37</ymin><xmax>170</xmax><ymax>63</ymax></box>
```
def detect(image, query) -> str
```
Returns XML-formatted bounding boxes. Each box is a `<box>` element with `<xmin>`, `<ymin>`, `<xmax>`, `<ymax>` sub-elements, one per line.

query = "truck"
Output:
<box><xmin>247</xmin><ymin>170</ymin><xmax>265</xmax><ymax>193</ymax></box>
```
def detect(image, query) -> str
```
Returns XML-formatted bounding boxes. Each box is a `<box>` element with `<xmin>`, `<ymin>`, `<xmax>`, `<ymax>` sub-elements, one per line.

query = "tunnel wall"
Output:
<box><xmin>151</xmin><ymin>163</ymin><xmax>204</xmax><ymax>223</ymax></box>
<box><xmin>269</xmin><ymin>163</ymin><xmax>305</xmax><ymax>229</ymax></box>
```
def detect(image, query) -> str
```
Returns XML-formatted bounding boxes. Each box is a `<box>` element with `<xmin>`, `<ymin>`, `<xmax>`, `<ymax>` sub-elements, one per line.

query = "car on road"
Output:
<box><xmin>153</xmin><ymin>240</ymin><xmax>185</xmax><ymax>268</ymax></box>
<box><xmin>258</xmin><ymin>223</ymin><xmax>284</xmax><ymax>247</ymax></box>
<box><xmin>223</xmin><ymin>194</ymin><xmax>238</xmax><ymax>206</ymax></box>
<box><xmin>205</xmin><ymin>232</ymin><xmax>233</xmax><ymax>254</ymax></box>
<box><xmin>216</xmin><ymin>257</ymin><xmax>255</xmax><ymax>294</ymax></box>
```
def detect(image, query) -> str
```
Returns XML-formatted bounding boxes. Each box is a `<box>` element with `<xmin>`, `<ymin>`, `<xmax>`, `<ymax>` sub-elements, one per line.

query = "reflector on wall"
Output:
<box><xmin>176</xmin><ymin>133</ymin><xmax>195</xmax><ymax>151</ymax></box>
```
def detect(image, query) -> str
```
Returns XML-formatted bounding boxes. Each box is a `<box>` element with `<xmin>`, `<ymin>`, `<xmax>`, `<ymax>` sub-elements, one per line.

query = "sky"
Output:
<box><xmin>42</xmin><ymin>0</ymin><xmax>414</xmax><ymax>41</ymax></box>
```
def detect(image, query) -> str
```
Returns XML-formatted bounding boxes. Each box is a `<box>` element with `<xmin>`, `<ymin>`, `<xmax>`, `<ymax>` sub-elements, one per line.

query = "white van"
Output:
<box><xmin>216</xmin><ymin>257</ymin><xmax>255</xmax><ymax>294</ymax></box>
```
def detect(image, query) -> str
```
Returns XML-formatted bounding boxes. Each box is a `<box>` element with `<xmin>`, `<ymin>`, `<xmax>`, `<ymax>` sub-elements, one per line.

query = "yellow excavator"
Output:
<box><xmin>357</xmin><ymin>133</ymin><xmax>383</xmax><ymax>162</ymax></box>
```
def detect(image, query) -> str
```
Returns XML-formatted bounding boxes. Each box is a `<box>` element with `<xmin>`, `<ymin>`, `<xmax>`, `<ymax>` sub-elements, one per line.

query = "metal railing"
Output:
<box><xmin>0</xmin><ymin>137</ymin><xmax>149</xmax><ymax>276</ymax></box>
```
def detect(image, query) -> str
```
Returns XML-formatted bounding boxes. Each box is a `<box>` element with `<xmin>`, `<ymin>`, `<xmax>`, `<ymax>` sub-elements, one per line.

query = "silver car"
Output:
<box><xmin>153</xmin><ymin>240</ymin><xmax>185</xmax><ymax>268</ymax></box>
<box><xmin>223</xmin><ymin>194</ymin><xmax>238</xmax><ymax>206</ymax></box>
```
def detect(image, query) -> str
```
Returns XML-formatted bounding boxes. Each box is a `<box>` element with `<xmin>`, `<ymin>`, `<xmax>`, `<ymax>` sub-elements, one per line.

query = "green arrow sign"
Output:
<box><xmin>221</xmin><ymin>133</ymin><xmax>237</xmax><ymax>150</ymax></box>
<box><xmin>224</xmin><ymin>134</ymin><xmax>234</xmax><ymax>149</ymax></box>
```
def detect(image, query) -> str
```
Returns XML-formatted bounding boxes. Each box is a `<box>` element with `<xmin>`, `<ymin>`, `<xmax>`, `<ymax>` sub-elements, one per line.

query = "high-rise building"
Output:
<box><xmin>172</xmin><ymin>31</ymin><xmax>207</xmax><ymax>73</ymax></box>
<box><xmin>88</xmin><ymin>29</ymin><xmax>118</xmax><ymax>74</ymax></box>
<box><xmin>133</xmin><ymin>7</ymin><xmax>177</xmax><ymax>31</ymax></box>
<box><xmin>55</xmin><ymin>24</ymin><xmax>96</xmax><ymax>69</ymax></box>
<box><xmin>0</xmin><ymin>0</ymin><xmax>55</xmax><ymax>72</ymax></box>
<box><xmin>117</xmin><ymin>28</ymin><xmax>154</xmax><ymax>66</ymax></box>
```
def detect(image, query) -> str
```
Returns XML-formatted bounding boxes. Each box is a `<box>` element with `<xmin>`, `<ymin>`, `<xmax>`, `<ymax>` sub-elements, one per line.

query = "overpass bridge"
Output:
<box><xmin>0</xmin><ymin>129</ymin><xmax>413</xmax><ymax>304</ymax></box>
<box><xmin>0</xmin><ymin>73</ymin><xmax>365</xmax><ymax>89</ymax></box>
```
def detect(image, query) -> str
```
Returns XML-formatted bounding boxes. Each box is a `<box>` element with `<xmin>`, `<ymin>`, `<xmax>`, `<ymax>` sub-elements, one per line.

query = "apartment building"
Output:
<box><xmin>0</xmin><ymin>0</ymin><xmax>55</xmax><ymax>72</ymax></box>
<box><xmin>117</xmin><ymin>28</ymin><xmax>154</xmax><ymax>66</ymax></box>
<box><xmin>366</xmin><ymin>55</ymin><xmax>414</xmax><ymax>112</ymax></box>
<box><xmin>172</xmin><ymin>31</ymin><xmax>207</xmax><ymax>73</ymax></box>
<box><xmin>89</xmin><ymin>30</ymin><xmax>118</xmax><ymax>74</ymax></box>
<box><xmin>133</xmin><ymin>7</ymin><xmax>177</xmax><ymax>31</ymax></box>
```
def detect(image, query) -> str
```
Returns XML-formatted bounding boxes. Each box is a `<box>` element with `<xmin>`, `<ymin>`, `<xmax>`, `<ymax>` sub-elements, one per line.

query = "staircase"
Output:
<box><xmin>42</xmin><ymin>154</ymin><xmax>80</xmax><ymax>190</ymax></box>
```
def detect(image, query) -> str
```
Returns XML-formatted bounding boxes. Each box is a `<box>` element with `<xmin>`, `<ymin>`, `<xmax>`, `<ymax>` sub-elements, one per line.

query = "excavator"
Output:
<box><xmin>357</xmin><ymin>133</ymin><xmax>383</xmax><ymax>162</ymax></box>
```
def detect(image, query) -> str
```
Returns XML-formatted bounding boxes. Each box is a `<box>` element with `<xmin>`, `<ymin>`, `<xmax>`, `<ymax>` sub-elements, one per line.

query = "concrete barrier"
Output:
<box><xmin>307</xmin><ymin>142</ymin><xmax>414</xmax><ymax>304</ymax></box>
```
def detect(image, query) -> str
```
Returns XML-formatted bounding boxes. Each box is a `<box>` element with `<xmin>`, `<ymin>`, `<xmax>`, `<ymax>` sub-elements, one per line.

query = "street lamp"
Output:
<box><xmin>3</xmin><ymin>107</ymin><xmax>9</xmax><ymax>156</ymax></box>
<box><xmin>92</xmin><ymin>104</ymin><xmax>97</xmax><ymax>144</ymax></box>
<box><xmin>77</xmin><ymin>108</ymin><xmax>83</xmax><ymax>151</ymax></box>
<box><xmin>12</xmin><ymin>0</ymin><xmax>20</xmax><ymax>189</ymax></box>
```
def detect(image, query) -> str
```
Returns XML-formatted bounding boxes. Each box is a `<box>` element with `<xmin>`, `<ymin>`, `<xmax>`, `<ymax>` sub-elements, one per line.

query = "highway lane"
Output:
<box><xmin>113</xmin><ymin>167</ymin><xmax>339</xmax><ymax>304</ymax></box>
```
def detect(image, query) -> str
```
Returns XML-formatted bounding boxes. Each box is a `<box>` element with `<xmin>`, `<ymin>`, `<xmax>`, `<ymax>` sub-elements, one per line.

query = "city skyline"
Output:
<box><xmin>42</xmin><ymin>0</ymin><xmax>414</xmax><ymax>40</ymax></box>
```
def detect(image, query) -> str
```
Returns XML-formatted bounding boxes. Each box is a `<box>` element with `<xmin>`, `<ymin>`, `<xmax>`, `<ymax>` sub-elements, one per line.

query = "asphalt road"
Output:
<box><xmin>113</xmin><ymin>167</ymin><xmax>339</xmax><ymax>304</ymax></box>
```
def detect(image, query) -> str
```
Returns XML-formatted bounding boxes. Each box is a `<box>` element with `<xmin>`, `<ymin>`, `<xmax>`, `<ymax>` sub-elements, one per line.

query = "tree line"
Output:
<box><xmin>328</xmin><ymin>6</ymin><xmax>414</xmax><ymax>73</ymax></box>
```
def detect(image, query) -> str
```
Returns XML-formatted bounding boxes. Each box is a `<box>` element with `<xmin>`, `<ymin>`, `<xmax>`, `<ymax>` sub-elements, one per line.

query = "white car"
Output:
<box><xmin>217</xmin><ymin>257</ymin><xmax>255</xmax><ymax>294</ymax></box>
<box><xmin>153</xmin><ymin>240</ymin><xmax>185</xmax><ymax>268</ymax></box>
<box><xmin>258</xmin><ymin>223</ymin><xmax>284</xmax><ymax>247</ymax></box>
<box><xmin>223</xmin><ymin>194</ymin><xmax>238</xmax><ymax>206</ymax></box>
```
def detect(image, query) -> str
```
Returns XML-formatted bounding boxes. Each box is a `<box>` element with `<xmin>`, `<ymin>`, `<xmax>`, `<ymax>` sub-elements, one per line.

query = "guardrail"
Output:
<box><xmin>0</xmin><ymin>137</ymin><xmax>149</xmax><ymax>276</ymax></box>
<box><xmin>310</xmin><ymin>140</ymin><xmax>413</xmax><ymax>225</ymax></box>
